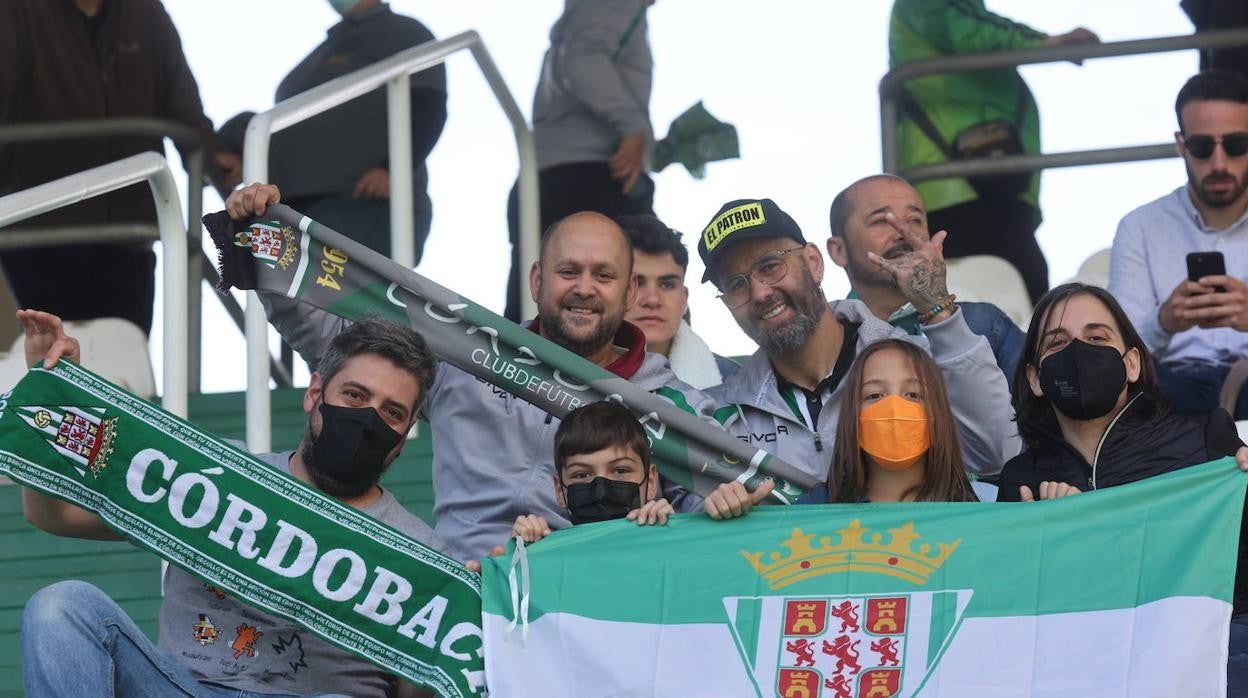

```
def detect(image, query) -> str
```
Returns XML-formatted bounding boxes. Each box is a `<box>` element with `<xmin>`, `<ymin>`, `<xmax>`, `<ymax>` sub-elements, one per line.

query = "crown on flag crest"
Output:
<box><xmin>84</xmin><ymin>415</ymin><xmax>118</xmax><ymax>477</ymax></box>
<box><xmin>743</xmin><ymin>520</ymin><xmax>960</xmax><ymax>588</ymax></box>
<box><xmin>276</xmin><ymin>225</ymin><xmax>297</xmax><ymax>269</ymax></box>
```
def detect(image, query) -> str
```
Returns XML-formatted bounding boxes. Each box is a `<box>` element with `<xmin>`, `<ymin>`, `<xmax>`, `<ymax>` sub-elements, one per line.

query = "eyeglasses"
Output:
<box><xmin>1181</xmin><ymin>132</ymin><xmax>1248</xmax><ymax>159</ymax></box>
<box><xmin>716</xmin><ymin>247</ymin><xmax>805</xmax><ymax>309</ymax></box>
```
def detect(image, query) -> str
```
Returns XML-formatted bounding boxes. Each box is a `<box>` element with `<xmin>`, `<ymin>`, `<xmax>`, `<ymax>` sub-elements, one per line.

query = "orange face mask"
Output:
<box><xmin>858</xmin><ymin>395</ymin><xmax>930</xmax><ymax>470</ymax></box>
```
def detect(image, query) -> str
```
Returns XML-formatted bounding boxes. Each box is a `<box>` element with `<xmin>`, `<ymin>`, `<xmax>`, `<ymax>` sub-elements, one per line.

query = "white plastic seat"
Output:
<box><xmin>0</xmin><ymin>317</ymin><xmax>155</xmax><ymax>398</ymax></box>
<box><xmin>1072</xmin><ymin>249</ymin><xmax>1112</xmax><ymax>288</ymax></box>
<box><xmin>944</xmin><ymin>255</ymin><xmax>1032</xmax><ymax>328</ymax></box>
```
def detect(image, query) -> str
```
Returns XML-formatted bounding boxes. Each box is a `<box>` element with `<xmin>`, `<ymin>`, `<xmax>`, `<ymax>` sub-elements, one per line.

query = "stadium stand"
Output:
<box><xmin>945</xmin><ymin>254</ymin><xmax>1032</xmax><ymax>328</ymax></box>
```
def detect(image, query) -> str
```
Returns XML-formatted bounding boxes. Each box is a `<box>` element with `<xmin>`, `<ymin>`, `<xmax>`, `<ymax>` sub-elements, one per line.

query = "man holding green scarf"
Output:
<box><xmin>18</xmin><ymin>310</ymin><xmax>446</xmax><ymax>698</ymax></box>
<box><xmin>225</xmin><ymin>183</ymin><xmax>719</xmax><ymax>561</ymax></box>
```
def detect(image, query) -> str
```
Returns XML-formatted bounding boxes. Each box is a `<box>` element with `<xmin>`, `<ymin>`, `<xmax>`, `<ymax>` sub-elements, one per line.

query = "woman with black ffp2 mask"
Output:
<box><xmin>999</xmin><ymin>283</ymin><xmax>1244</xmax><ymax>501</ymax></box>
<box><xmin>998</xmin><ymin>283</ymin><xmax>1248</xmax><ymax>689</ymax></box>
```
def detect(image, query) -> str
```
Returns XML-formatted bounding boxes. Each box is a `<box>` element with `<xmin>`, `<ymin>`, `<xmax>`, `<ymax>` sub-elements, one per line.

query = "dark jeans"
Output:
<box><xmin>1156</xmin><ymin>360</ymin><xmax>1248</xmax><ymax>419</ymax></box>
<box><xmin>285</xmin><ymin>192</ymin><xmax>433</xmax><ymax>264</ymax></box>
<box><xmin>959</xmin><ymin>301</ymin><xmax>1026</xmax><ymax>391</ymax></box>
<box><xmin>0</xmin><ymin>243</ymin><xmax>156</xmax><ymax>335</ymax></box>
<box><xmin>1231</xmin><ymin>613</ymin><xmax>1248</xmax><ymax>697</ymax></box>
<box><xmin>927</xmin><ymin>197</ymin><xmax>1047</xmax><ymax>305</ymax></box>
<box><xmin>505</xmin><ymin>162</ymin><xmax>654</xmax><ymax>322</ymax></box>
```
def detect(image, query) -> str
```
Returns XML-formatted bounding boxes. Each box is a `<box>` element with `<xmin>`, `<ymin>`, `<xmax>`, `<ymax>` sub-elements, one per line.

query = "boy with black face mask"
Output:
<box><xmin>510</xmin><ymin>401</ymin><xmax>674</xmax><ymax>543</ymax></box>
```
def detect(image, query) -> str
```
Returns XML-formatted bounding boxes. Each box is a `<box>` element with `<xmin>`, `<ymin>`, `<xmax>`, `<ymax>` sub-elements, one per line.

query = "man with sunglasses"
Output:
<box><xmin>698</xmin><ymin>198</ymin><xmax>1017</xmax><ymax>492</ymax></box>
<box><xmin>1110</xmin><ymin>69</ymin><xmax>1248</xmax><ymax>418</ymax></box>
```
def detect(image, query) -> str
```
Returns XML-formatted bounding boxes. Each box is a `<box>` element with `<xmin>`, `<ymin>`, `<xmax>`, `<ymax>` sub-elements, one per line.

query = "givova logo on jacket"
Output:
<box><xmin>724</xmin><ymin>521</ymin><xmax>970</xmax><ymax>698</ymax></box>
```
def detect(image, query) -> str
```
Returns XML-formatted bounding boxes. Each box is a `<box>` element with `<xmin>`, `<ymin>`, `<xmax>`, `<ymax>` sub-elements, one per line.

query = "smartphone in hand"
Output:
<box><xmin>1187</xmin><ymin>252</ymin><xmax>1227</xmax><ymax>293</ymax></box>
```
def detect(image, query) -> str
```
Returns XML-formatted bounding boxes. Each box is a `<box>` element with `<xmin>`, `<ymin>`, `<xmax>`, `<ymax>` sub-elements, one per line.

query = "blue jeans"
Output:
<box><xmin>959</xmin><ymin>301</ymin><xmax>1026</xmax><ymax>391</ymax></box>
<box><xmin>22</xmin><ymin>580</ymin><xmax>348</xmax><ymax>698</ymax></box>
<box><xmin>1230</xmin><ymin>613</ymin><xmax>1248</xmax><ymax>697</ymax></box>
<box><xmin>1156</xmin><ymin>360</ymin><xmax>1248</xmax><ymax>419</ymax></box>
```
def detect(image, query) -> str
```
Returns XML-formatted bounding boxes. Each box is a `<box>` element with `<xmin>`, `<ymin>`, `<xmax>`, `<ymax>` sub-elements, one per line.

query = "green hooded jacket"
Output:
<box><xmin>889</xmin><ymin>0</ymin><xmax>1046</xmax><ymax>212</ymax></box>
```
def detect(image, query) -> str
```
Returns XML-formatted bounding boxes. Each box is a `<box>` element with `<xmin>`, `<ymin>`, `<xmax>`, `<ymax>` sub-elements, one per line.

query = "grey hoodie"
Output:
<box><xmin>423</xmin><ymin>324</ymin><xmax>714</xmax><ymax>559</ymax></box>
<box><xmin>710</xmin><ymin>300</ymin><xmax>1020</xmax><ymax>482</ymax></box>
<box><xmin>260</xmin><ymin>294</ymin><xmax>715</xmax><ymax>560</ymax></box>
<box><xmin>532</xmin><ymin>0</ymin><xmax>653</xmax><ymax>169</ymax></box>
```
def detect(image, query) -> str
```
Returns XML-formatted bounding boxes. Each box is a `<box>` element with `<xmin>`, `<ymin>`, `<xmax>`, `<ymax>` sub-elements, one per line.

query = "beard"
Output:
<box><xmin>1188</xmin><ymin>162</ymin><xmax>1248</xmax><ymax>208</ymax></box>
<box><xmin>298</xmin><ymin>421</ymin><xmax>391</xmax><ymax>499</ymax></box>
<box><xmin>537</xmin><ymin>292</ymin><xmax>624</xmax><ymax>357</ymax></box>
<box><xmin>743</xmin><ymin>264</ymin><xmax>827</xmax><ymax>354</ymax></box>
<box><xmin>847</xmin><ymin>239</ymin><xmax>910</xmax><ymax>290</ymax></box>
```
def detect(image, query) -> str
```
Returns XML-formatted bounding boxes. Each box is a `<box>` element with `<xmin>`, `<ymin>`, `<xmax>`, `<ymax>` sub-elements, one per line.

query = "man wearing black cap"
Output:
<box><xmin>699</xmin><ymin>197</ymin><xmax>1018</xmax><ymax>491</ymax></box>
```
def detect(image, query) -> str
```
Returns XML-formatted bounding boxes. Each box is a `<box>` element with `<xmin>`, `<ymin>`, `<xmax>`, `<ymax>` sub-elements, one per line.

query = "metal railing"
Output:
<box><xmin>0</xmin><ymin>152</ymin><xmax>188</xmax><ymax>416</ymax></box>
<box><xmin>0</xmin><ymin>118</ymin><xmax>293</xmax><ymax>391</ymax></box>
<box><xmin>879</xmin><ymin>27</ymin><xmax>1248</xmax><ymax>181</ymax></box>
<box><xmin>242</xmin><ymin>30</ymin><xmax>536</xmax><ymax>452</ymax></box>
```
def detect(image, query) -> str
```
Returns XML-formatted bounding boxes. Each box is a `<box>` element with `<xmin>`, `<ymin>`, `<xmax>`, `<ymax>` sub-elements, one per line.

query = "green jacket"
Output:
<box><xmin>889</xmin><ymin>0</ymin><xmax>1045</xmax><ymax>212</ymax></box>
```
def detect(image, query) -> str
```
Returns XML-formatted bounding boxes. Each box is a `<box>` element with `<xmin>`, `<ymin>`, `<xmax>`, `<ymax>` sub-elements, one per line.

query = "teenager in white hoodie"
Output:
<box><xmin>619</xmin><ymin>213</ymin><xmax>740</xmax><ymax>390</ymax></box>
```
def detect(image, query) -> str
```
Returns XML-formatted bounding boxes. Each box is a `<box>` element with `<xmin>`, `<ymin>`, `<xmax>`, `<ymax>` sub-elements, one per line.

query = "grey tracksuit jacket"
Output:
<box><xmin>710</xmin><ymin>300</ymin><xmax>1020</xmax><ymax>482</ymax></box>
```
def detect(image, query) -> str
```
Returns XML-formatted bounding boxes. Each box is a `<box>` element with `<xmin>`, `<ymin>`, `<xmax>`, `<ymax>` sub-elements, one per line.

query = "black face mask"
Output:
<box><xmin>1038</xmin><ymin>340</ymin><xmax>1128</xmax><ymax>421</ymax></box>
<box><xmin>303</xmin><ymin>402</ymin><xmax>404</xmax><ymax>498</ymax></box>
<box><xmin>564</xmin><ymin>477</ymin><xmax>643</xmax><ymax>525</ymax></box>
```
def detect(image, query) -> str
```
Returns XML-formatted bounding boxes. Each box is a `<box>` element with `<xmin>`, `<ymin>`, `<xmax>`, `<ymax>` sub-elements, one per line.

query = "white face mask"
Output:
<box><xmin>328</xmin><ymin>0</ymin><xmax>362</xmax><ymax>16</ymax></box>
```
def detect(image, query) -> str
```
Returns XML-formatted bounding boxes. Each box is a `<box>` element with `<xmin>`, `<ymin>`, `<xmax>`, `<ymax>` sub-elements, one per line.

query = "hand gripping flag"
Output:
<box><xmin>0</xmin><ymin>362</ymin><xmax>486</xmax><ymax>697</ymax></box>
<box><xmin>203</xmin><ymin>205</ymin><xmax>818</xmax><ymax>502</ymax></box>
<box><xmin>481</xmin><ymin>460</ymin><xmax>1247</xmax><ymax>697</ymax></box>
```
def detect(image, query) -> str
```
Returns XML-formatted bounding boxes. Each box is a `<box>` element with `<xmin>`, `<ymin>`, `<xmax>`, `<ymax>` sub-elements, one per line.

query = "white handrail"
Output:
<box><xmin>0</xmin><ymin>151</ymin><xmax>189</xmax><ymax>417</ymax></box>
<box><xmin>241</xmin><ymin>30</ymin><xmax>537</xmax><ymax>452</ymax></box>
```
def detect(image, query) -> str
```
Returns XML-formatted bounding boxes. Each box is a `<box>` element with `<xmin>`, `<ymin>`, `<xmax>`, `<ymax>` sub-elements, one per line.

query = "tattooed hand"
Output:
<box><xmin>866</xmin><ymin>213</ymin><xmax>954</xmax><ymax>323</ymax></box>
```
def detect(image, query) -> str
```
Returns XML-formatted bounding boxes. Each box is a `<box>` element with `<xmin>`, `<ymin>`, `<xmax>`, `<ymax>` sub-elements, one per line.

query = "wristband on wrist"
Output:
<box><xmin>918</xmin><ymin>294</ymin><xmax>957</xmax><ymax>324</ymax></box>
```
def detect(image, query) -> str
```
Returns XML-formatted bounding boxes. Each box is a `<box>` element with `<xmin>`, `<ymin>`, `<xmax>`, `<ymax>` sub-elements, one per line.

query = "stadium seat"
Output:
<box><xmin>0</xmin><ymin>317</ymin><xmax>155</xmax><ymax>397</ymax></box>
<box><xmin>944</xmin><ymin>255</ymin><xmax>1032</xmax><ymax>328</ymax></box>
<box><xmin>1071</xmin><ymin>248</ymin><xmax>1112</xmax><ymax>288</ymax></box>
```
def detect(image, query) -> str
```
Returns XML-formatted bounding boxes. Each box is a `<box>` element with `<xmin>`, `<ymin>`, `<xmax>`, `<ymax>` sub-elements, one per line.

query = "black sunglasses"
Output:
<box><xmin>1182</xmin><ymin>132</ymin><xmax>1248</xmax><ymax>159</ymax></box>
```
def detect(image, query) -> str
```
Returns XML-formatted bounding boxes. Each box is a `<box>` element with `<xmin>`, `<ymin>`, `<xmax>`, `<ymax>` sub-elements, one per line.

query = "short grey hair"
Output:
<box><xmin>317</xmin><ymin>315</ymin><xmax>438</xmax><ymax>415</ymax></box>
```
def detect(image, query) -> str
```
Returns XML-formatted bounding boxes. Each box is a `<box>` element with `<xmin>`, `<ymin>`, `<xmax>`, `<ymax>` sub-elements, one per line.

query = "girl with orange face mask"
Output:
<box><xmin>815</xmin><ymin>339</ymin><xmax>976</xmax><ymax>504</ymax></box>
<box><xmin>702</xmin><ymin>339</ymin><xmax>975</xmax><ymax>519</ymax></box>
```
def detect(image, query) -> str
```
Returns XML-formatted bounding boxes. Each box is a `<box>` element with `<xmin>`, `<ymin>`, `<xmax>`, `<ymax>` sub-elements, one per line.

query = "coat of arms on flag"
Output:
<box><xmin>480</xmin><ymin>464</ymin><xmax>1246</xmax><ymax>697</ymax></box>
<box><xmin>725</xmin><ymin>591</ymin><xmax>972</xmax><ymax>697</ymax></box>
<box><xmin>16</xmin><ymin>405</ymin><xmax>117</xmax><ymax>478</ymax></box>
<box><xmin>233</xmin><ymin>222</ymin><xmax>297</xmax><ymax>269</ymax></box>
<box><xmin>726</xmin><ymin>522</ymin><xmax>972</xmax><ymax>697</ymax></box>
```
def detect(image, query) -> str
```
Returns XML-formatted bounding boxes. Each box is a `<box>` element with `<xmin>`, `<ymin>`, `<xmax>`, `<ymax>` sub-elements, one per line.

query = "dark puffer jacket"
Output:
<box><xmin>999</xmin><ymin>393</ymin><xmax>1241</xmax><ymax>498</ymax></box>
<box><xmin>1000</xmin><ymin>392</ymin><xmax>1247</xmax><ymax>612</ymax></box>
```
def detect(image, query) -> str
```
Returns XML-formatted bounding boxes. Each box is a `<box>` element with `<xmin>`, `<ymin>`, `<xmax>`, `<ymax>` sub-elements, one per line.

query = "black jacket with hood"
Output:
<box><xmin>999</xmin><ymin>391</ymin><xmax>1247</xmax><ymax>612</ymax></box>
<box><xmin>999</xmin><ymin>392</ymin><xmax>1242</xmax><ymax>497</ymax></box>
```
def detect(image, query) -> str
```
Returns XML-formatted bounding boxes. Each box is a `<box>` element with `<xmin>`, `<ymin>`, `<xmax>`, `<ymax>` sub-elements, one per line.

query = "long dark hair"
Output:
<box><xmin>828</xmin><ymin>339</ymin><xmax>974</xmax><ymax>503</ymax></box>
<box><xmin>1013</xmin><ymin>283</ymin><xmax>1162</xmax><ymax>450</ymax></box>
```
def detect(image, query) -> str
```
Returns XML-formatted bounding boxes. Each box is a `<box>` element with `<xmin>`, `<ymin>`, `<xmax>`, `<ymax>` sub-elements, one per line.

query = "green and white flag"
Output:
<box><xmin>0</xmin><ymin>362</ymin><xmax>485</xmax><ymax>697</ymax></box>
<box><xmin>481</xmin><ymin>460</ymin><xmax>1246</xmax><ymax>697</ymax></box>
